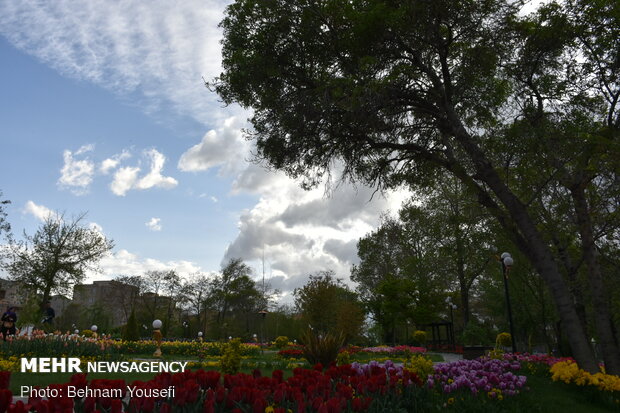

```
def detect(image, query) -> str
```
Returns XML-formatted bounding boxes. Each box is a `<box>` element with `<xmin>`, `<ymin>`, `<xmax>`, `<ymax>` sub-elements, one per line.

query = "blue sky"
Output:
<box><xmin>0</xmin><ymin>0</ymin><xmax>409</xmax><ymax>298</ymax></box>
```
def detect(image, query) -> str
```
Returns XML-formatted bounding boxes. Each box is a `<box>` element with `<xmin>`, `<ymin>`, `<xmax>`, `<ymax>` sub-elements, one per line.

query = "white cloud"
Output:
<box><xmin>223</xmin><ymin>177</ymin><xmax>411</xmax><ymax>290</ymax></box>
<box><xmin>0</xmin><ymin>0</ymin><xmax>238</xmax><ymax>125</ymax></box>
<box><xmin>178</xmin><ymin>117</ymin><xmax>249</xmax><ymax>174</ymax></box>
<box><xmin>135</xmin><ymin>149</ymin><xmax>178</xmax><ymax>190</ymax></box>
<box><xmin>93</xmin><ymin>249</ymin><xmax>202</xmax><ymax>281</ymax></box>
<box><xmin>75</xmin><ymin>144</ymin><xmax>95</xmax><ymax>155</ymax></box>
<box><xmin>88</xmin><ymin>222</ymin><xmax>104</xmax><ymax>233</ymax></box>
<box><xmin>58</xmin><ymin>147</ymin><xmax>96</xmax><ymax>195</ymax></box>
<box><xmin>146</xmin><ymin>217</ymin><xmax>162</xmax><ymax>231</ymax></box>
<box><xmin>0</xmin><ymin>0</ymin><xmax>415</xmax><ymax>296</ymax></box>
<box><xmin>100</xmin><ymin>150</ymin><xmax>131</xmax><ymax>174</ymax></box>
<box><xmin>23</xmin><ymin>200</ymin><xmax>54</xmax><ymax>221</ymax></box>
<box><xmin>110</xmin><ymin>166</ymin><xmax>140</xmax><ymax>196</ymax></box>
<box><xmin>109</xmin><ymin>149</ymin><xmax>177</xmax><ymax>196</ymax></box>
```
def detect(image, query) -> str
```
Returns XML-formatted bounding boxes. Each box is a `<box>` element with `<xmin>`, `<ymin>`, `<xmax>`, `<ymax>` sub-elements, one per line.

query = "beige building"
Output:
<box><xmin>0</xmin><ymin>278</ymin><xmax>26</xmax><ymax>310</ymax></box>
<box><xmin>72</xmin><ymin>280</ymin><xmax>139</xmax><ymax>327</ymax></box>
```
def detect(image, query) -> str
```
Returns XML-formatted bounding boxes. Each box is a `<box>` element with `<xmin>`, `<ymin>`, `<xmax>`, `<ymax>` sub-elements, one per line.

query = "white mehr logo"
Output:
<box><xmin>21</xmin><ymin>358</ymin><xmax>82</xmax><ymax>373</ymax></box>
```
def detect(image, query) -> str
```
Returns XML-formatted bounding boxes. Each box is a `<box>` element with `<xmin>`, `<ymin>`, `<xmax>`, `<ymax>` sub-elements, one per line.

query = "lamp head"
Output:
<box><xmin>152</xmin><ymin>319</ymin><xmax>162</xmax><ymax>329</ymax></box>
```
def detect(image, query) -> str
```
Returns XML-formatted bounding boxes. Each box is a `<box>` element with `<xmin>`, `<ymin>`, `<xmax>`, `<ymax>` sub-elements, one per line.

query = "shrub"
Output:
<box><xmin>413</xmin><ymin>330</ymin><xmax>427</xmax><ymax>346</ymax></box>
<box><xmin>336</xmin><ymin>350</ymin><xmax>350</xmax><ymax>366</ymax></box>
<box><xmin>405</xmin><ymin>354</ymin><xmax>434</xmax><ymax>380</ymax></box>
<box><xmin>122</xmin><ymin>311</ymin><xmax>139</xmax><ymax>342</ymax></box>
<box><xmin>219</xmin><ymin>338</ymin><xmax>242</xmax><ymax>375</ymax></box>
<box><xmin>496</xmin><ymin>332</ymin><xmax>512</xmax><ymax>348</ymax></box>
<box><xmin>301</xmin><ymin>330</ymin><xmax>344</xmax><ymax>367</ymax></box>
<box><xmin>273</xmin><ymin>335</ymin><xmax>289</xmax><ymax>349</ymax></box>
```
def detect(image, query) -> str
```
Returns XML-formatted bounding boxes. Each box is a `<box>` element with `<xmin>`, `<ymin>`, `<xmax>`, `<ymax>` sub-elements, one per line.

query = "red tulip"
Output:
<box><xmin>0</xmin><ymin>390</ymin><xmax>12</xmax><ymax>413</ymax></box>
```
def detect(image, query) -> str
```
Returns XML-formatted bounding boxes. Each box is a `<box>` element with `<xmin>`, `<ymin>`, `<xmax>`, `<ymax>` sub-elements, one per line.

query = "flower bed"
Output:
<box><xmin>429</xmin><ymin>358</ymin><xmax>526</xmax><ymax>397</ymax></box>
<box><xmin>0</xmin><ymin>333</ymin><xmax>262</xmax><ymax>360</ymax></box>
<box><xmin>116</xmin><ymin>340</ymin><xmax>261</xmax><ymax>358</ymax></box>
<box><xmin>360</xmin><ymin>345</ymin><xmax>426</xmax><ymax>355</ymax></box>
<box><xmin>0</xmin><ymin>364</ymin><xmax>425</xmax><ymax>412</ymax></box>
<box><xmin>550</xmin><ymin>360</ymin><xmax>620</xmax><ymax>393</ymax></box>
<box><xmin>0</xmin><ymin>330</ymin><xmax>118</xmax><ymax>358</ymax></box>
<box><xmin>276</xmin><ymin>348</ymin><xmax>305</xmax><ymax>359</ymax></box>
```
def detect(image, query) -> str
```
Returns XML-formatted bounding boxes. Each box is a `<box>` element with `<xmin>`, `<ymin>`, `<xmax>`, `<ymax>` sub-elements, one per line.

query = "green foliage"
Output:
<box><xmin>300</xmin><ymin>330</ymin><xmax>344</xmax><ymax>367</ymax></box>
<box><xmin>204</xmin><ymin>258</ymin><xmax>268</xmax><ymax>340</ymax></box>
<box><xmin>404</xmin><ymin>354</ymin><xmax>434</xmax><ymax>381</ymax></box>
<box><xmin>336</xmin><ymin>350</ymin><xmax>350</xmax><ymax>366</ymax></box>
<box><xmin>2</xmin><ymin>213</ymin><xmax>113</xmax><ymax>306</ymax></box>
<box><xmin>461</xmin><ymin>323</ymin><xmax>494</xmax><ymax>346</ymax></box>
<box><xmin>294</xmin><ymin>271</ymin><xmax>364</xmax><ymax>343</ymax></box>
<box><xmin>219</xmin><ymin>338</ymin><xmax>242</xmax><ymax>375</ymax></box>
<box><xmin>352</xmin><ymin>183</ymin><xmax>494</xmax><ymax>343</ymax></box>
<box><xmin>273</xmin><ymin>335</ymin><xmax>289</xmax><ymax>349</ymax></box>
<box><xmin>496</xmin><ymin>332</ymin><xmax>512</xmax><ymax>348</ymax></box>
<box><xmin>413</xmin><ymin>330</ymin><xmax>427</xmax><ymax>346</ymax></box>
<box><xmin>0</xmin><ymin>335</ymin><xmax>120</xmax><ymax>358</ymax></box>
<box><xmin>15</xmin><ymin>296</ymin><xmax>43</xmax><ymax>326</ymax></box>
<box><xmin>214</xmin><ymin>0</ymin><xmax>620</xmax><ymax>372</ymax></box>
<box><xmin>122</xmin><ymin>310</ymin><xmax>139</xmax><ymax>342</ymax></box>
<box><xmin>0</xmin><ymin>190</ymin><xmax>10</xmax><ymax>238</ymax></box>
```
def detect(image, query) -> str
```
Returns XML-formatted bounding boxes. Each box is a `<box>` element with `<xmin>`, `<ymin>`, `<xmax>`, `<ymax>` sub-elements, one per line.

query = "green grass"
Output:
<box><xmin>523</xmin><ymin>374</ymin><xmax>618</xmax><ymax>412</ymax></box>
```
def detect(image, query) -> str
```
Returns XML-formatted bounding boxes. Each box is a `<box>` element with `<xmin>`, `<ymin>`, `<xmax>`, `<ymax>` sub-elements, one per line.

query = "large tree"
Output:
<box><xmin>214</xmin><ymin>0</ymin><xmax>620</xmax><ymax>372</ymax></box>
<box><xmin>353</xmin><ymin>181</ymin><xmax>494</xmax><ymax>341</ymax></box>
<box><xmin>205</xmin><ymin>258</ymin><xmax>265</xmax><ymax>339</ymax></box>
<box><xmin>3</xmin><ymin>213</ymin><xmax>113</xmax><ymax>307</ymax></box>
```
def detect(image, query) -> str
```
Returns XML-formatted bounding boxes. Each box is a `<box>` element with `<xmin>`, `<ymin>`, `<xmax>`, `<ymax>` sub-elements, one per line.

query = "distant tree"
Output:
<box><xmin>122</xmin><ymin>310</ymin><xmax>140</xmax><ymax>341</ymax></box>
<box><xmin>111</xmin><ymin>275</ymin><xmax>144</xmax><ymax>322</ymax></box>
<box><xmin>205</xmin><ymin>258</ymin><xmax>265</xmax><ymax>339</ymax></box>
<box><xmin>141</xmin><ymin>270</ymin><xmax>182</xmax><ymax>335</ymax></box>
<box><xmin>294</xmin><ymin>271</ymin><xmax>365</xmax><ymax>343</ymax></box>
<box><xmin>3</xmin><ymin>212</ymin><xmax>113</xmax><ymax>307</ymax></box>
<box><xmin>264</xmin><ymin>304</ymin><xmax>303</xmax><ymax>342</ymax></box>
<box><xmin>0</xmin><ymin>191</ymin><xmax>10</xmax><ymax>238</ymax></box>
<box><xmin>180</xmin><ymin>272</ymin><xmax>212</xmax><ymax>336</ymax></box>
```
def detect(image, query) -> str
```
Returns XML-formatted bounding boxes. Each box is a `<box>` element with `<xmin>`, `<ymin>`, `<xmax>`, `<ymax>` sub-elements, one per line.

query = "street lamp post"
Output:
<box><xmin>152</xmin><ymin>319</ymin><xmax>163</xmax><ymax>358</ymax></box>
<box><xmin>259</xmin><ymin>310</ymin><xmax>268</xmax><ymax>355</ymax></box>
<box><xmin>500</xmin><ymin>252</ymin><xmax>517</xmax><ymax>353</ymax></box>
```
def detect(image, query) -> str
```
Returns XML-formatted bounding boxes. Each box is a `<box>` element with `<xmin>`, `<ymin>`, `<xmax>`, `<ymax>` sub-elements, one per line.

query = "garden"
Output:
<box><xmin>0</xmin><ymin>331</ymin><xmax>618</xmax><ymax>412</ymax></box>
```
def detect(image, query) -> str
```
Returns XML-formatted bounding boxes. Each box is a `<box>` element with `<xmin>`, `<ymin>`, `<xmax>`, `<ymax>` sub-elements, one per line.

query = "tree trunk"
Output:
<box><xmin>41</xmin><ymin>283</ymin><xmax>53</xmax><ymax>310</ymax></box>
<box><xmin>554</xmin><ymin>239</ymin><xmax>589</xmax><ymax>336</ymax></box>
<box><xmin>448</xmin><ymin>117</ymin><xmax>599</xmax><ymax>372</ymax></box>
<box><xmin>571</xmin><ymin>185</ymin><xmax>620</xmax><ymax>374</ymax></box>
<box><xmin>455</xmin><ymin>221</ymin><xmax>470</xmax><ymax>329</ymax></box>
<box><xmin>459</xmin><ymin>283</ymin><xmax>470</xmax><ymax>329</ymax></box>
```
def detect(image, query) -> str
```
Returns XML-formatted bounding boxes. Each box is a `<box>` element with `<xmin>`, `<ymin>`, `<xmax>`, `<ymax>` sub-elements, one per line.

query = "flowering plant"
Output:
<box><xmin>0</xmin><ymin>364</ymin><xmax>425</xmax><ymax>412</ymax></box>
<box><xmin>429</xmin><ymin>358</ymin><xmax>527</xmax><ymax>398</ymax></box>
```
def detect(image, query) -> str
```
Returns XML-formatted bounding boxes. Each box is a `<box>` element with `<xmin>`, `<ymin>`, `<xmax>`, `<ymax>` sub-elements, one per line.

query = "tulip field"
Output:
<box><xmin>0</xmin><ymin>332</ymin><xmax>618</xmax><ymax>412</ymax></box>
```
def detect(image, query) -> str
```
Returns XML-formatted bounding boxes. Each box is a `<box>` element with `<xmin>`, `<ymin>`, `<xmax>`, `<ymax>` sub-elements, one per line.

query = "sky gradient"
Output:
<box><xmin>0</xmin><ymin>0</ymin><xmax>411</xmax><ymax>300</ymax></box>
